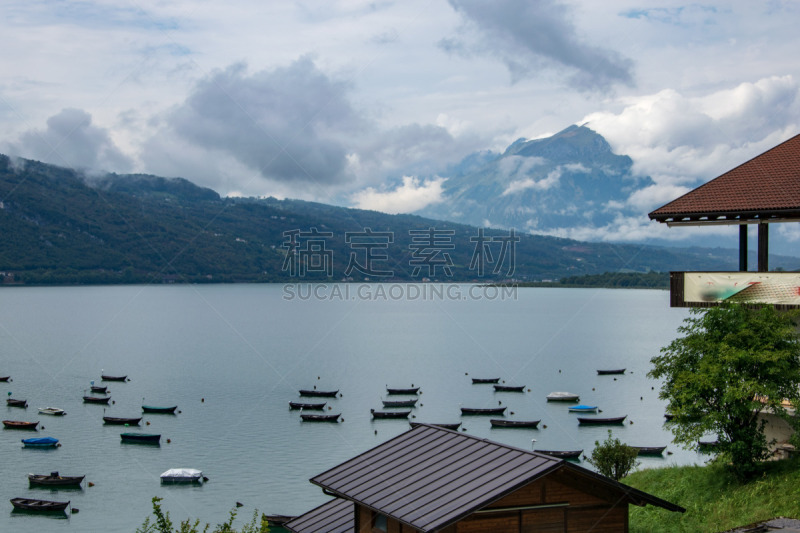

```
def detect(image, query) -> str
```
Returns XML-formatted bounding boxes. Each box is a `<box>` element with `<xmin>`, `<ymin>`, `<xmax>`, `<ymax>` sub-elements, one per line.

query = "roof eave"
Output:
<box><xmin>649</xmin><ymin>208</ymin><xmax>800</xmax><ymax>225</ymax></box>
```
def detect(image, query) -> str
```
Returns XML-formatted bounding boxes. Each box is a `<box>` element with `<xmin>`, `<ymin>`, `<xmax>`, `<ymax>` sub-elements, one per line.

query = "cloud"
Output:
<box><xmin>142</xmin><ymin>58</ymin><xmax>364</xmax><ymax>189</ymax></box>
<box><xmin>5</xmin><ymin>108</ymin><xmax>133</xmax><ymax>172</ymax></box>
<box><xmin>583</xmin><ymin>75</ymin><xmax>800</xmax><ymax>188</ymax></box>
<box><xmin>441</xmin><ymin>0</ymin><xmax>634</xmax><ymax>90</ymax></box>
<box><xmin>503</xmin><ymin>168</ymin><xmax>561</xmax><ymax>195</ymax></box>
<box><xmin>351</xmin><ymin>176</ymin><xmax>446</xmax><ymax>214</ymax></box>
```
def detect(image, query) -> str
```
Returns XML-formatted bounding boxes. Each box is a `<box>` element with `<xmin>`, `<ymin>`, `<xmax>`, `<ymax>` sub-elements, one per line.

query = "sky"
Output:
<box><xmin>2</xmin><ymin>0</ymin><xmax>800</xmax><ymax>245</ymax></box>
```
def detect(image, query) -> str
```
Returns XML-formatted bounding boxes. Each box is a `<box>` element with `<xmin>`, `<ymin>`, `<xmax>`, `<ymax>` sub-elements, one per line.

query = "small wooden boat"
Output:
<box><xmin>10</xmin><ymin>497</ymin><xmax>69</xmax><ymax>512</ymax></box>
<box><xmin>471</xmin><ymin>378</ymin><xmax>500</xmax><ymax>384</ymax></box>
<box><xmin>6</xmin><ymin>398</ymin><xmax>27</xmax><ymax>407</ymax></box>
<box><xmin>103</xmin><ymin>416</ymin><xmax>142</xmax><ymax>425</ymax></box>
<box><xmin>382</xmin><ymin>399</ymin><xmax>418</xmax><ymax>408</ymax></box>
<box><xmin>371</xmin><ymin>409</ymin><xmax>411</xmax><ymax>419</ymax></box>
<box><xmin>493</xmin><ymin>385</ymin><xmax>525</xmax><ymax>392</ymax></box>
<box><xmin>410</xmin><ymin>422</ymin><xmax>461</xmax><ymax>430</ymax></box>
<box><xmin>101</xmin><ymin>375</ymin><xmax>127</xmax><ymax>381</ymax></box>
<box><xmin>546</xmin><ymin>392</ymin><xmax>580</xmax><ymax>402</ymax></box>
<box><xmin>38</xmin><ymin>407</ymin><xmax>66</xmax><ymax>416</ymax></box>
<box><xmin>568</xmin><ymin>405</ymin><xmax>598</xmax><ymax>413</ymax></box>
<box><xmin>386</xmin><ymin>387</ymin><xmax>419</xmax><ymax>395</ymax></box>
<box><xmin>142</xmin><ymin>405</ymin><xmax>177</xmax><ymax>414</ymax></box>
<box><xmin>536</xmin><ymin>449</ymin><xmax>583</xmax><ymax>459</ymax></box>
<box><xmin>3</xmin><ymin>420</ymin><xmax>38</xmax><ymax>430</ymax></box>
<box><xmin>83</xmin><ymin>395</ymin><xmax>111</xmax><ymax>404</ymax></box>
<box><xmin>300</xmin><ymin>413</ymin><xmax>340</xmax><ymax>422</ymax></box>
<box><xmin>632</xmin><ymin>446</ymin><xmax>667</xmax><ymax>456</ymax></box>
<box><xmin>578</xmin><ymin>416</ymin><xmax>627</xmax><ymax>425</ymax></box>
<box><xmin>28</xmin><ymin>472</ymin><xmax>85</xmax><ymax>487</ymax></box>
<box><xmin>461</xmin><ymin>407</ymin><xmax>506</xmax><ymax>416</ymax></box>
<box><xmin>299</xmin><ymin>389</ymin><xmax>339</xmax><ymax>398</ymax></box>
<box><xmin>160</xmin><ymin>468</ymin><xmax>205</xmax><ymax>484</ymax></box>
<box><xmin>0</xmin><ymin>376</ymin><xmax>10</xmax><ymax>382</ymax></box>
<box><xmin>90</xmin><ymin>385</ymin><xmax>108</xmax><ymax>393</ymax></box>
<box><xmin>597</xmin><ymin>369</ymin><xmax>626</xmax><ymax>375</ymax></box>
<box><xmin>22</xmin><ymin>436</ymin><xmax>58</xmax><ymax>448</ymax></box>
<box><xmin>289</xmin><ymin>401</ymin><xmax>326</xmax><ymax>410</ymax></box>
<box><xmin>120</xmin><ymin>432</ymin><xmax>161</xmax><ymax>444</ymax></box>
<box><xmin>490</xmin><ymin>419</ymin><xmax>540</xmax><ymax>428</ymax></box>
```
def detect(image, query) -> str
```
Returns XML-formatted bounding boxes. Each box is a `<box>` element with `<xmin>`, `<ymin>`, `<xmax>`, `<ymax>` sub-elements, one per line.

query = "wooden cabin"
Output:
<box><xmin>286</xmin><ymin>424</ymin><xmax>683</xmax><ymax>533</ymax></box>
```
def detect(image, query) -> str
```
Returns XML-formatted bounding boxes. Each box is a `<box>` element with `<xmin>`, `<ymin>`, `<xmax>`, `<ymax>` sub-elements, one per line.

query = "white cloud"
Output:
<box><xmin>351</xmin><ymin>176</ymin><xmax>446</xmax><ymax>214</ymax></box>
<box><xmin>503</xmin><ymin>168</ymin><xmax>561</xmax><ymax>196</ymax></box>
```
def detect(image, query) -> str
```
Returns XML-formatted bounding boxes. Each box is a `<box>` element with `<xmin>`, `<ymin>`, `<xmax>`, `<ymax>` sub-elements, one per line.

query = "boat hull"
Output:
<box><xmin>382</xmin><ymin>399</ymin><xmax>417</xmax><ymax>408</ymax></box>
<box><xmin>120</xmin><ymin>433</ymin><xmax>161</xmax><ymax>444</ymax></box>
<box><xmin>632</xmin><ymin>446</ymin><xmax>667</xmax><ymax>456</ymax></box>
<box><xmin>471</xmin><ymin>378</ymin><xmax>500</xmax><ymax>384</ymax></box>
<box><xmin>493</xmin><ymin>385</ymin><xmax>525</xmax><ymax>392</ymax></box>
<box><xmin>103</xmin><ymin>417</ymin><xmax>142</xmax><ymax>425</ymax></box>
<box><xmin>28</xmin><ymin>474</ymin><xmax>84</xmax><ymax>487</ymax></box>
<box><xmin>490</xmin><ymin>419</ymin><xmax>540</xmax><ymax>428</ymax></box>
<box><xmin>409</xmin><ymin>422</ymin><xmax>461</xmax><ymax>430</ymax></box>
<box><xmin>371</xmin><ymin>410</ymin><xmax>411</xmax><ymax>419</ymax></box>
<box><xmin>577</xmin><ymin>416</ymin><xmax>627</xmax><ymax>425</ymax></box>
<box><xmin>386</xmin><ymin>387</ymin><xmax>419</xmax><ymax>395</ymax></box>
<box><xmin>536</xmin><ymin>450</ymin><xmax>582</xmax><ymax>459</ymax></box>
<box><xmin>3</xmin><ymin>420</ymin><xmax>38</xmax><ymax>430</ymax></box>
<box><xmin>22</xmin><ymin>437</ymin><xmax>58</xmax><ymax>448</ymax></box>
<box><xmin>101</xmin><ymin>375</ymin><xmax>127</xmax><ymax>381</ymax></box>
<box><xmin>461</xmin><ymin>407</ymin><xmax>506</xmax><ymax>416</ymax></box>
<box><xmin>298</xmin><ymin>390</ymin><xmax>339</xmax><ymax>398</ymax></box>
<box><xmin>597</xmin><ymin>369</ymin><xmax>626</xmax><ymax>375</ymax></box>
<box><xmin>10</xmin><ymin>498</ymin><xmax>69</xmax><ymax>512</ymax></box>
<box><xmin>38</xmin><ymin>407</ymin><xmax>66</xmax><ymax>416</ymax></box>
<box><xmin>300</xmin><ymin>414</ymin><xmax>340</xmax><ymax>422</ymax></box>
<box><xmin>546</xmin><ymin>393</ymin><xmax>580</xmax><ymax>402</ymax></box>
<box><xmin>6</xmin><ymin>399</ymin><xmax>27</xmax><ymax>408</ymax></box>
<box><xmin>142</xmin><ymin>405</ymin><xmax>177</xmax><ymax>414</ymax></box>
<box><xmin>289</xmin><ymin>402</ymin><xmax>326</xmax><ymax>410</ymax></box>
<box><xmin>83</xmin><ymin>396</ymin><xmax>111</xmax><ymax>404</ymax></box>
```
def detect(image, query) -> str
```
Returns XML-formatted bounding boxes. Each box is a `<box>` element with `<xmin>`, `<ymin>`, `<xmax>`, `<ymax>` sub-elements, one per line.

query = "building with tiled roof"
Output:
<box><xmin>285</xmin><ymin>424</ymin><xmax>683</xmax><ymax>533</ymax></box>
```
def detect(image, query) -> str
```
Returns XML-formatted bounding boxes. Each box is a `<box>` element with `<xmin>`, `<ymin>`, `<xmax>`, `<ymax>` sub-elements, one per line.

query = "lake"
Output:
<box><xmin>0</xmin><ymin>284</ymin><xmax>699</xmax><ymax>532</ymax></box>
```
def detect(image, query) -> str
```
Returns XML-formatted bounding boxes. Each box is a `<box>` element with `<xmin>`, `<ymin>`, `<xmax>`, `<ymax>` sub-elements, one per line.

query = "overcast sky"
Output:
<box><xmin>2</xmin><ymin>1</ymin><xmax>799</xmax><ymax>243</ymax></box>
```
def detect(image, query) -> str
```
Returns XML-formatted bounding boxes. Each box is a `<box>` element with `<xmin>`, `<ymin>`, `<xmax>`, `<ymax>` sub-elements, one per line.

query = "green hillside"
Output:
<box><xmin>0</xmin><ymin>154</ymin><xmax>796</xmax><ymax>285</ymax></box>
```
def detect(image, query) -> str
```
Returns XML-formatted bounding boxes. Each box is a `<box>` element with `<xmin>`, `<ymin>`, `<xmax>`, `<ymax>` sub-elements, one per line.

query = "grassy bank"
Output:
<box><xmin>626</xmin><ymin>458</ymin><xmax>800</xmax><ymax>532</ymax></box>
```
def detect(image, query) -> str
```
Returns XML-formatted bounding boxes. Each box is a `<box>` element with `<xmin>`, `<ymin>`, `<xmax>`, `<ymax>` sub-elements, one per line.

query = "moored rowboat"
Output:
<box><xmin>577</xmin><ymin>416</ymin><xmax>627</xmax><ymax>425</ymax></box>
<box><xmin>597</xmin><ymin>369</ymin><xmax>626</xmax><ymax>375</ymax></box>
<box><xmin>6</xmin><ymin>398</ymin><xmax>27</xmax><ymax>407</ymax></box>
<box><xmin>490</xmin><ymin>419</ymin><xmax>540</xmax><ymax>428</ymax></box>
<box><xmin>461</xmin><ymin>407</ymin><xmax>506</xmax><ymax>416</ymax></box>
<box><xmin>142</xmin><ymin>405</ymin><xmax>177</xmax><ymax>414</ymax></box>
<box><xmin>471</xmin><ymin>378</ymin><xmax>500</xmax><ymax>384</ymax></box>
<box><xmin>101</xmin><ymin>375</ymin><xmax>127</xmax><ymax>381</ymax></box>
<box><xmin>83</xmin><ymin>395</ymin><xmax>111</xmax><ymax>404</ymax></box>
<box><xmin>546</xmin><ymin>392</ymin><xmax>580</xmax><ymax>402</ymax></box>
<box><xmin>632</xmin><ymin>445</ymin><xmax>667</xmax><ymax>456</ymax></box>
<box><xmin>120</xmin><ymin>433</ymin><xmax>160</xmax><ymax>444</ymax></box>
<box><xmin>10</xmin><ymin>497</ymin><xmax>69</xmax><ymax>512</ymax></box>
<box><xmin>28</xmin><ymin>472</ymin><xmax>85</xmax><ymax>487</ymax></box>
<box><xmin>22</xmin><ymin>436</ymin><xmax>58</xmax><ymax>448</ymax></box>
<box><xmin>289</xmin><ymin>401</ymin><xmax>326</xmax><ymax>410</ymax></box>
<box><xmin>493</xmin><ymin>385</ymin><xmax>525</xmax><ymax>392</ymax></box>
<box><xmin>410</xmin><ymin>422</ymin><xmax>461</xmax><ymax>430</ymax></box>
<box><xmin>382</xmin><ymin>399</ymin><xmax>418</xmax><ymax>408</ymax></box>
<box><xmin>568</xmin><ymin>405</ymin><xmax>598</xmax><ymax>413</ymax></box>
<box><xmin>536</xmin><ymin>449</ymin><xmax>582</xmax><ymax>459</ymax></box>
<box><xmin>300</xmin><ymin>413</ymin><xmax>340</xmax><ymax>422</ymax></box>
<box><xmin>38</xmin><ymin>407</ymin><xmax>66</xmax><ymax>416</ymax></box>
<box><xmin>3</xmin><ymin>420</ymin><xmax>38</xmax><ymax>430</ymax></box>
<box><xmin>371</xmin><ymin>409</ymin><xmax>411</xmax><ymax>419</ymax></box>
<box><xmin>298</xmin><ymin>389</ymin><xmax>339</xmax><ymax>398</ymax></box>
<box><xmin>386</xmin><ymin>387</ymin><xmax>419</xmax><ymax>395</ymax></box>
<box><xmin>103</xmin><ymin>416</ymin><xmax>142</xmax><ymax>425</ymax></box>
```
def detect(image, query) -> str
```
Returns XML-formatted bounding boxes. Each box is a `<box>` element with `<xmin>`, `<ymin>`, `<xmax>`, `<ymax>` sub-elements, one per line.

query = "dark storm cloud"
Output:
<box><xmin>10</xmin><ymin>108</ymin><xmax>133</xmax><ymax>172</ymax></box>
<box><xmin>443</xmin><ymin>0</ymin><xmax>634</xmax><ymax>91</ymax></box>
<box><xmin>161</xmin><ymin>57</ymin><xmax>364</xmax><ymax>185</ymax></box>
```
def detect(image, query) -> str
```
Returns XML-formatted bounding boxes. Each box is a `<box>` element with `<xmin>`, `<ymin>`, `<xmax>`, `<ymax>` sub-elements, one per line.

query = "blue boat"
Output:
<box><xmin>568</xmin><ymin>405</ymin><xmax>598</xmax><ymax>413</ymax></box>
<box><xmin>21</xmin><ymin>437</ymin><xmax>58</xmax><ymax>448</ymax></box>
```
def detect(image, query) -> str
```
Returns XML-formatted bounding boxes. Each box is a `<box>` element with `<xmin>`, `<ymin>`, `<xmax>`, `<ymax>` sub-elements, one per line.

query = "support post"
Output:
<box><xmin>757</xmin><ymin>222</ymin><xmax>769</xmax><ymax>272</ymax></box>
<box><xmin>739</xmin><ymin>225</ymin><xmax>748</xmax><ymax>272</ymax></box>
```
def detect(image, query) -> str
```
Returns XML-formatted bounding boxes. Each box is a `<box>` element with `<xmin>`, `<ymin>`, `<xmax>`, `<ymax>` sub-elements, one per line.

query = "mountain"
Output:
<box><xmin>1</xmin><ymin>153</ymin><xmax>798</xmax><ymax>285</ymax></box>
<box><xmin>419</xmin><ymin>124</ymin><xmax>651</xmax><ymax>231</ymax></box>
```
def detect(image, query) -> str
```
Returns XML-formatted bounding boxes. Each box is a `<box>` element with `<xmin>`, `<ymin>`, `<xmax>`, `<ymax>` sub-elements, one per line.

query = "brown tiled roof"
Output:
<box><xmin>649</xmin><ymin>133</ymin><xmax>800</xmax><ymax>222</ymax></box>
<box><xmin>309</xmin><ymin>424</ymin><xmax>683</xmax><ymax>532</ymax></box>
<box><xmin>285</xmin><ymin>498</ymin><xmax>354</xmax><ymax>533</ymax></box>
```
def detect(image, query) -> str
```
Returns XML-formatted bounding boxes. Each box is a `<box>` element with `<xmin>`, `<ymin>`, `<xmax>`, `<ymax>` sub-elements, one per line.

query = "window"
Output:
<box><xmin>373</xmin><ymin>512</ymin><xmax>388</xmax><ymax>532</ymax></box>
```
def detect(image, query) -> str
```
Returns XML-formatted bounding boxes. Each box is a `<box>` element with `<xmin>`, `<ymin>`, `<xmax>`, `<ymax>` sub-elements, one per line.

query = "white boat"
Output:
<box><xmin>38</xmin><ymin>407</ymin><xmax>67</xmax><ymax>416</ymax></box>
<box><xmin>160</xmin><ymin>468</ymin><xmax>205</xmax><ymax>484</ymax></box>
<box><xmin>546</xmin><ymin>392</ymin><xmax>580</xmax><ymax>402</ymax></box>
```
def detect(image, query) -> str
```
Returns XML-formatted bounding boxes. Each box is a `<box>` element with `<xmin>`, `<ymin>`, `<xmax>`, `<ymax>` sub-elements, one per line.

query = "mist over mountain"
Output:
<box><xmin>3</xmin><ymin>152</ymin><xmax>797</xmax><ymax>285</ymax></box>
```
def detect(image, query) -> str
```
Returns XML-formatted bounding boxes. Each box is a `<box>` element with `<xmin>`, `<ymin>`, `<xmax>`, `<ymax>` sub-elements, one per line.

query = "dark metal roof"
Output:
<box><xmin>284</xmin><ymin>498</ymin><xmax>353</xmax><ymax>533</ymax></box>
<box><xmin>649</xmin><ymin>132</ymin><xmax>800</xmax><ymax>223</ymax></box>
<box><xmin>310</xmin><ymin>424</ymin><xmax>683</xmax><ymax>532</ymax></box>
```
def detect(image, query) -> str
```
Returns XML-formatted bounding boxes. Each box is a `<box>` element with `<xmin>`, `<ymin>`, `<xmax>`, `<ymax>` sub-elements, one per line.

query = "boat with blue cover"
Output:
<box><xmin>568</xmin><ymin>405</ymin><xmax>598</xmax><ymax>413</ymax></box>
<box><xmin>22</xmin><ymin>436</ymin><xmax>58</xmax><ymax>448</ymax></box>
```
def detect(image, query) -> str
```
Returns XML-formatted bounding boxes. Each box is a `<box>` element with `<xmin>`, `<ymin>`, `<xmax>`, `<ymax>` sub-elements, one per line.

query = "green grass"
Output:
<box><xmin>625</xmin><ymin>458</ymin><xmax>800</xmax><ymax>532</ymax></box>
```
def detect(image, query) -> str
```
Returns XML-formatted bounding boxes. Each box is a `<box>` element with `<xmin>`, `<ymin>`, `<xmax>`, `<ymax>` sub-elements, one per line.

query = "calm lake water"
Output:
<box><xmin>0</xmin><ymin>284</ymin><xmax>699</xmax><ymax>532</ymax></box>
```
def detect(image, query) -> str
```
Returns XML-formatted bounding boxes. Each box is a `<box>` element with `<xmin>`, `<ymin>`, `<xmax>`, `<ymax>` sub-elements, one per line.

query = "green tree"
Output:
<box><xmin>649</xmin><ymin>303</ymin><xmax>800</xmax><ymax>479</ymax></box>
<box><xmin>587</xmin><ymin>430</ymin><xmax>640</xmax><ymax>480</ymax></box>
